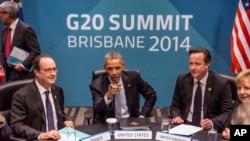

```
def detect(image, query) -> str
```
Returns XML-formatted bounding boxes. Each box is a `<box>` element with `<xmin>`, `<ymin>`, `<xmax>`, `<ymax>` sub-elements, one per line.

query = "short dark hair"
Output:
<box><xmin>32</xmin><ymin>54</ymin><xmax>53</xmax><ymax>70</ymax></box>
<box><xmin>189</xmin><ymin>47</ymin><xmax>211</xmax><ymax>64</ymax></box>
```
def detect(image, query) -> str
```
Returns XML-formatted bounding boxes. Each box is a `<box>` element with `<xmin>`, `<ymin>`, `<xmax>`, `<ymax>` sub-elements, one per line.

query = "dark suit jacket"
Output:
<box><xmin>0</xmin><ymin>122</ymin><xmax>11</xmax><ymax>141</ymax></box>
<box><xmin>89</xmin><ymin>70</ymin><xmax>157</xmax><ymax>124</ymax></box>
<box><xmin>170</xmin><ymin>71</ymin><xmax>233</xmax><ymax>132</ymax></box>
<box><xmin>0</xmin><ymin>20</ymin><xmax>41</xmax><ymax>81</ymax></box>
<box><xmin>10</xmin><ymin>81</ymin><xmax>66</xmax><ymax>140</ymax></box>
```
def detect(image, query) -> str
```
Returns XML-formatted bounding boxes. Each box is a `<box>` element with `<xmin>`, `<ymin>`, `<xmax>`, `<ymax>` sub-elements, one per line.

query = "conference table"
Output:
<box><xmin>75</xmin><ymin>121</ymin><xmax>225</xmax><ymax>141</ymax></box>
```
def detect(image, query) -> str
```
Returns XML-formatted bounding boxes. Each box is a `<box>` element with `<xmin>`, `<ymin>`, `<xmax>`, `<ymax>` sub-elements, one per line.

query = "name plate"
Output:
<box><xmin>79</xmin><ymin>131</ymin><xmax>111</xmax><ymax>141</ymax></box>
<box><xmin>115</xmin><ymin>130</ymin><xmax>152</xmax><ymax>139</ymax></box>
<box><xmin>155</xmin><ymin>131</ymin><xmax>191</xmax><ymax>141</ymax></box>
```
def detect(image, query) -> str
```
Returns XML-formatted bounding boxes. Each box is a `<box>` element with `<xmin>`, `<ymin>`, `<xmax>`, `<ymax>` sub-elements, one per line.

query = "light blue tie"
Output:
<box><xmin>115</xmin><ymin>88</ymin><xmax>122</xmax><ymax>119</ymax></box>
<box><xmin>45</xmin><ymin>91</ymin><xmax>55</xmax><ymax>130</ymax></box>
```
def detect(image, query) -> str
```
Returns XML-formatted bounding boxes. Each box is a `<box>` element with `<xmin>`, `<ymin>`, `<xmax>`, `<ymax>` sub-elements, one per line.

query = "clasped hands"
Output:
<box><xmin>106</xmin><ymin>83</ymin><xmax>121</xmax><ymax>100</ymax></box>
<box><xmin>171</xmin><ymin>116</ymin><xmax>213</xmax><ymax>129</ymax></box>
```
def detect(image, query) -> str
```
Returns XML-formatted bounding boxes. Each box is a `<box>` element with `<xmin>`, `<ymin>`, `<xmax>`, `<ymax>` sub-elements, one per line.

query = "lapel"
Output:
<box><xmin>121</xmin><ymin>72</ymin><xmax>133</xmax><ymax>107</ymax></box>
<box><xmin>31</xmin><ymin>81</ymin><xmax>46</xmax><ymax>124</ymax></box>
<box><xmin>184</xmin><ymin>75</ymin><xmax>194</xmax><ymax>111</ymax></box>
<box><xmin>203</xmin><ymin>71</ymin><xmax>213</xmax><ymax>117</ymax></box>
<box><xmin>11</xmin><ymin>20</ymin><xmax>21</xmax><ymax>47</ymax></box>
<box><xmin>51</xmin><ymin>85</ymin><xmax>62</xmax><ymax>116</ymax></box>
<box><xmin>3</xmin><ymin>27</ymin><xmax>8</xmax><ymax>49</ymax></box>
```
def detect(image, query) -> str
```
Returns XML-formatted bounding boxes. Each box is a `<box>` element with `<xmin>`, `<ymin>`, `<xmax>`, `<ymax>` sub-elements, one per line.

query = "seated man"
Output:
<box><xmin>0</xmin><ymin>112</ymin><xmax>11</xmax><ymax>141</ymax></box>
<box><xmin>170</xmin><ymin>47</ymin><xmax>233</xmax><ymax>133</ymax></box>
<box><xmin>10</xmin><ymin>54</ymin><xmax>74</xmax><ymax>140</ymax></box>
<box><xmin>90</xmin><ymin>51</ymin><xmax>157</xmax><ymax>124</ymax></box>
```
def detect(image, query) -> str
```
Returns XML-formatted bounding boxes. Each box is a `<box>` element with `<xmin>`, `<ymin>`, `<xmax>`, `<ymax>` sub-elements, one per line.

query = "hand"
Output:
<box><xmin>171</xmin><ymin>116</ymin><xmax>184</xmax><ymax>124</ymax></box>
<box><xmin>106</xmin><ymin>83</ymin><xmax>121</xmax><ymax>99</ymax></box>
<box><xmin>39</xmin><ymin>130</ymin><xmax>61</xmax><ymax>140</ymax></box>
<box><xmin>222</xmin><ymin>128</ymin><xmax>230</xmax><ymax>140</ymax></box>
<box><xmin>0</xmin><ymin>113</ymin><xmax>4</xmax><ymax>123</ymax></box>
<box><xmin>64</xmin><ymin>120</ymin><xmax>74</xmax><ymax>128</ymax></box>
<box><xmin>13</xmin><ymin>64</ymin><xmax>24</xmax><ymax>71</ymax></box>
<box><xmin>200</xmin><ymin>118</ymin><xmax>212</xmax><ymax>129</ymax></box>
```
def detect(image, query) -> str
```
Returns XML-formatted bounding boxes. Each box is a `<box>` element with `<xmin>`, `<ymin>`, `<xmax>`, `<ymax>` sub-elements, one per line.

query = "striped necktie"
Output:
<box><xmin>45</xmin><ymin>91</ymin><xmax>55</xmax><ymax>130</ymax></box>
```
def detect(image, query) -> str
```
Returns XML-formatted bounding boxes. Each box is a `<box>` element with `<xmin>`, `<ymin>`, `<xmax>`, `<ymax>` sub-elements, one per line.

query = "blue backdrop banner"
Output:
<box><xmin>19</xmin><ymin>0</ymin><xmax>238</xmax><ymax>106</ymax></box>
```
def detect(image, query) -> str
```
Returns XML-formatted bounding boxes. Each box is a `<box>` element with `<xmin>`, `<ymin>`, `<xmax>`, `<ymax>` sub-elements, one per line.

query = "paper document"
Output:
<box><xmin>58</xmin><ymin>127</ymin><xmax>90</xmax><ymax>141</ymax></box>
<box><xmin>7</xmin><ymin>46</ymin><xmax>29</xmax><ymax>65</ymax></box>
<box><xmin>169</xmin><ymin>124</ymin><xmax>203</xmax><ymax>136</ymax></box>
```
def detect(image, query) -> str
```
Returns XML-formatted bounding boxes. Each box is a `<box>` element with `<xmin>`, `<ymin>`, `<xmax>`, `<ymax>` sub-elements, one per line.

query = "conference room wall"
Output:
<box><xmin>18</xmin><ymin>0</ymin><xmax>238</xmax><ymax>106</ymax></box>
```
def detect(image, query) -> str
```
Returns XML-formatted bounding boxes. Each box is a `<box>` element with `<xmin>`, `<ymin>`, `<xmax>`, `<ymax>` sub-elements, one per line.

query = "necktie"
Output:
<box><xmin>5</xmin><ymin>27</ymin><xmax>11</xmax><ymax>59</ymax></box>
<box><xmin>45</xmin><ymin>91</ymin><xmax>55</xmax><ymax>130</ymax></box>
<box><xmin>115</xmin><ymin>88</ymin><xmax>122</xmax><ymax>119</ymax></box>
<box><xmin>192</xmin><ymin>81</ymin><xmax>202</xmax><ymax>126</ymax></box>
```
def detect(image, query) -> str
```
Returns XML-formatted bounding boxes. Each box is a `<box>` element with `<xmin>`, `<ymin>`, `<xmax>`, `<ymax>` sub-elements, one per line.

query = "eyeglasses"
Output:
<box><xmin>39</xmin><ymin>67</ymin><xmax>58</xmax><ymax>73</ymax></box>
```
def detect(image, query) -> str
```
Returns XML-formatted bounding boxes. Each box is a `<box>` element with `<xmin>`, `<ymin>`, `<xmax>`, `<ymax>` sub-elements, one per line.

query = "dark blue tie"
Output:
<box><xmin>192</xmin><ymin>81</ymin><xmax>202</xmax><ymax>126</ymax></box>
<box><xmin>45</xmin><ymin>91</ymin><xmax>55</xmax><ymax>130</ymax></box>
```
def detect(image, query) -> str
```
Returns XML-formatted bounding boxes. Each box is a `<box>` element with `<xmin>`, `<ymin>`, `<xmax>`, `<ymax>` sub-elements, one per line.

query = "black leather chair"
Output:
<box><xmin>219</xmin><ymin>74</ymin><xmax>237</xmax><ymax>102</ymax></box>
<box><xmin>0</xmin><ymin>79</ymin><xmax>33</xmax><ymax>141</ymax></box>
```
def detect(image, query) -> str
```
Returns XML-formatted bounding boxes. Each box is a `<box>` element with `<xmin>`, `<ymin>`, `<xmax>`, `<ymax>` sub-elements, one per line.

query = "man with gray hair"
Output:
<box><xmin>0</xmin><ymin>1</ymin><xmax>40</xmax><ymax>82</ymax></box>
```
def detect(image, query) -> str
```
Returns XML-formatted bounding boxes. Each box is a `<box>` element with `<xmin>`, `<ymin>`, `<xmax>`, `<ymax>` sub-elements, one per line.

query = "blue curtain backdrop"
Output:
<box><xmin>14</xmin><ymin>0</ymin><xmax>239</xmax><ymax>107</ymax></box>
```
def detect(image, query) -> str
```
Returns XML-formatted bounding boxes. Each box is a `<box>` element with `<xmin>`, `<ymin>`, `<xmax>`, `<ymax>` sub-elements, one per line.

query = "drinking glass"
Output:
<box><xmin>208</xmin><ymin>128</ymin><xmax>217</xmax><ymax>141</ymax></box>
<box><xmin>161</xmin><ymin>117</ymin><xmax>170</xmax><ymax>133</ymax></box>
<box><xmin>106</xmin><ymin>118</ymin><xmax>117</xmax><ymax>138</ymax></box>
<box><xmin>66</xmin><ymin>127</ymin><xmax>76</xmax><ymax>141</ymax></box>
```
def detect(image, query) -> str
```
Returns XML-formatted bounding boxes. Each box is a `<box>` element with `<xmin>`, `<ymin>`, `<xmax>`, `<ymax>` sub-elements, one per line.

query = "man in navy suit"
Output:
<box><xmin>90</xmin><ymin>51</ymin><xmax>157</xmax><ymax>124</ymax></box>
<box><xmin>0</xmin><ymin>1</ymin><xmax>40</xmax><ymax>82</ymax></box>
<box><xmin>11</xmin><ymin>54</ymin><xmax>74</xmax><ymax>140</ymax></box>
<box><xmin>170</xmin><ymin>47</ymin><xmax>233</xmax><ymax>133</ymax></box>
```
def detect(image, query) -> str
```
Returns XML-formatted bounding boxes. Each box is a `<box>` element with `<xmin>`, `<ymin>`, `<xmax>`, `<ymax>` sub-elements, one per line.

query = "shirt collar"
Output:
<box><xmin>9</xmin><ymin>18</ymin><xmax>19</xmax><ymax>30</ymax></box>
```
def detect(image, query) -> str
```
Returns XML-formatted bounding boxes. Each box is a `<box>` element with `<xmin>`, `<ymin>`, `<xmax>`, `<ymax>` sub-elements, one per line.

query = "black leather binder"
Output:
<box><xmin>119</xmin><ymin>117</ymin><xmax>151</xmax><ymax>130</ymax></box>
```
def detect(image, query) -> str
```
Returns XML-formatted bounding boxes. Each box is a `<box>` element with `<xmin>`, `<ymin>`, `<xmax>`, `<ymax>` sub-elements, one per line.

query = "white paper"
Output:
<box><xmin>7</xmin><ymin>46</ymin><xmax>29</xmax><ymax>64</ymax></box>
<box><xmin>169</xmin><ymin>124</ymin><xmax>203</xmax><ymax>136</ymax></box>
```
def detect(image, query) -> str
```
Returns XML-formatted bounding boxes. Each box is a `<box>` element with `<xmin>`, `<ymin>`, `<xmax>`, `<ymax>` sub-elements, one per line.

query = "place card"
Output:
<box><xmin>155</xmin><ymin>131</ymin><xmax>191</xmax><ymax>141</ymax></box>
<box><xmin>115</xmin><ymin>130</ymin><xmax>152</xmax><ymax>139</ymax></box>
<box><xmin>79</xmin><ymin>131</ymin><xmax>111</xmax><ymax>141</ymax></box>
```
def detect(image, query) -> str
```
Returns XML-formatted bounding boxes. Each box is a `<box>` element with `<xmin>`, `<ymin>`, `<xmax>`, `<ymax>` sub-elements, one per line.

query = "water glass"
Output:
<box><xmin>106</xmin><ymin>118</ymin><xmax>117</xmax><ymax>137</ymax></box>
<box><xmin>208</xmin><ymin>129</ymin><xmax>217</xmax><ymax>141</ymax></box>
<box><xmin>67</xmin><ymin>127</ymin><xmax>76</xmax><ymax>141</ymax></box>
<box><xmin>161</xmin><ymin>117</ymin><xmax>170</xmax><ymax>133</ymax></box>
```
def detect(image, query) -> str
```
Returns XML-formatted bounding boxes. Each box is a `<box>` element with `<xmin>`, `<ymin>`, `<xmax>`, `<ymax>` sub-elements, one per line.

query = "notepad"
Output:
<box><xmin>169</xmin><ymin>124</ymin><xmax>203</xmax><ymax>136</ymax></box>
<box><xmin>58</xmin><ymin>127</ymin><xmax>90</xmax><ymax>141</ymax></box>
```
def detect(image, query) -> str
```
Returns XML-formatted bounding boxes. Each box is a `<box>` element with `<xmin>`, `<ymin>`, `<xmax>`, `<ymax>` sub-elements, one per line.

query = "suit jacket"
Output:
<box><xmin>89</xmin><ymin>70</ymin><xmax>157</xmax><ymax>124</ymax></box>
<box><xmin>0</xmin><ymin>122</ymin><xmax>11</xmax><ymax>141</ymax></box>
<box><xmin>10</xmin><ymin>81</ymin><xmax>66</xmax><ymax>141</ymax></box>
<box><xmin>170</xmin><ymin>71</ymin><xmax>233</xmax><ymax>132</ymax></box>
<box><xmin>0</xmin><ymin>20</ymin><xmax>41</xmax><ymax>81</ymax></box>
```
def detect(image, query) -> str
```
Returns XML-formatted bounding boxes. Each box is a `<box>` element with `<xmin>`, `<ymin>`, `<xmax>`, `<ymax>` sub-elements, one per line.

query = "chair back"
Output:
<box><xmin>0</xmin><ymin>79</ymin><xmax>33</xmax><ymax>111</ymax></box>
<box><xmin>219</xmin><ymin>74</ymin><xmax>237</xmax><ymax>101</ymax></box>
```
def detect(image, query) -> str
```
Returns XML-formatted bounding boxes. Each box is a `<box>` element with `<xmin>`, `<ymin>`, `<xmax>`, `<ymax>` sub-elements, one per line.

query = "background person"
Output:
<box><xmin>222</xmin><ymin>69</ymin><xmax>250</xmax><ymax>140</ymax></box>
<box><xmin>89</xmin><ymin>51</ymin><xmax>157</xmax><ymax>124</ymax></box>
<box><xmin>0</xmin><ymin>1</ymin><xmax>40</xmax><ymax>82</ymax></box>
<box><xmin>170</xmin><ymin>47</ymin><xmax>233</xmax><ymax>132</ymax></box>
<box><xmin>0</xmin><ymin>112</ymin><xmax>11</xmax><ymax>141</ymax></box>
<box><xmin>10</xmin><ymin>54</ymin><xmax>73</xmax><ymax>140</ymax></box>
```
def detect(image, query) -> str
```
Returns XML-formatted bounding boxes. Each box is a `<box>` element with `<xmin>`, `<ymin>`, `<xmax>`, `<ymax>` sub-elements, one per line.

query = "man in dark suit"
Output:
<box><xmin>90</xmin><ymin>51</ymin><xmax>157</xmax><ymax>124</ymax></box>
<box><xmin>0</xmin><ymin>1</ymin><xmax>40</xmax><ymax>82</ymax></box>
<box><xmin>0</xmin><ymin>112</ymin><xmax>11</xmax><ymax>141</ymax></box>
<box><xmin>170</xmin><ymin>47</ymin><xmax>233</xmax><ymax>133</ymax></box>
<box><xmin>10</xmin><ymin>54</ymin><xmax>74</xmax><ymax>140</ymax></box>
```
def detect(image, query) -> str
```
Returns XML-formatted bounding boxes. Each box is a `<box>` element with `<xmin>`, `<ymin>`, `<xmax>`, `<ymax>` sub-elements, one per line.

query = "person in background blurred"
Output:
<box><xmin>0</xmin><ymin>1</ymin><xmax>40</xmax><ymax>82</ymax></box>
<box><xmin>222</xmin><ymin>69</ymin><xmax>250</xmax><ymax>140</ymax></box>
<box><xmin>0</xmin><ymin>112</ymin><xmax>11</xmax><ymax>141</ymax></box>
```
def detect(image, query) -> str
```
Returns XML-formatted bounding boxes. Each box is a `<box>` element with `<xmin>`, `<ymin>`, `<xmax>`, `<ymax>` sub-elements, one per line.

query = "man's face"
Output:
<box><xmin>104</xmin><ymin>58</ymin><xmax>124</xmax><ymax>84</ymax></box>
<box><xmin>237</xmin><ymin>79</ymin><xmax>250</xmax><ymax>104</ymax></box>
<box><xmin>189</xmin><ymin>52</ymin><xmax>209</xmax><ymax>80</ymax></box>
<box><xmin>34</xmin><ymin>57</ymin><xmax>57</xmax><ymax>89</ymax></box>
<box><xmin>0</xmin><ymin>8</ymin><xmax>9</xmax><ymax>25</ymax></box>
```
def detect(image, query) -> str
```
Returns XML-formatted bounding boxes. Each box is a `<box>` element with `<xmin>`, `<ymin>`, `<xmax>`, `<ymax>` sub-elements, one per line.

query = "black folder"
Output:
<box><xmin>119</xmin><ymin>117</ymin><xmax>151</xmax><ymax>130</ymax></box>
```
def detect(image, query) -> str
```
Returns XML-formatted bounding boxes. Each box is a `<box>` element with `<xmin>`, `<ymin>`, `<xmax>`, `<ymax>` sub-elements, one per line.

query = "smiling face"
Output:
<box><xmin>237</xmin><ymin>78</ymin><xmax>250</xmax><ymax>104</ymax></box>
